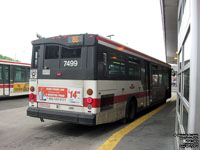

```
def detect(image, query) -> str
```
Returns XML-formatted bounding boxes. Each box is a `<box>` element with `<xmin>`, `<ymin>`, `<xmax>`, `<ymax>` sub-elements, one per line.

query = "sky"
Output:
<box><xmin>0</xmin><ymin>0</ymin><xmax>165</xmax><ymax>63</ymax></box>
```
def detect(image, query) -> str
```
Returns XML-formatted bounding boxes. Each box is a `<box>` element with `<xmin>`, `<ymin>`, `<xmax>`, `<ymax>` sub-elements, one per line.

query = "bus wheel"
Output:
<box><xmin>163</xmin><ymin>90</ymin><xmax>168</xmax><ymax>103</ymax></box>
<box><xmin>128</xmin><ymin>100</ymin><xmax>136</xmax><ymax>122</ymax></box>
<box><xmin>124</xmin><ymin>99</ymin><xmax>136</xmax><ymax>123</ymax></box>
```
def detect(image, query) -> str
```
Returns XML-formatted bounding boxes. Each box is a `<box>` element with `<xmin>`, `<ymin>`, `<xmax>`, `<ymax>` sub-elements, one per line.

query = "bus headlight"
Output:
<box><xmin>87</xmin><ymin>97</ymin><xmax>93</xmax><ymax>104</ymax></box>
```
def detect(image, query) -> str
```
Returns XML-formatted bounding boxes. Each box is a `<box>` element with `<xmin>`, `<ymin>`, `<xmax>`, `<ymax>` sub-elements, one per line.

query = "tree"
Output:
<box><xmin>0</xmin><ymin>54</ymin><xmax>20</xmax><ymax>62</ymax></box>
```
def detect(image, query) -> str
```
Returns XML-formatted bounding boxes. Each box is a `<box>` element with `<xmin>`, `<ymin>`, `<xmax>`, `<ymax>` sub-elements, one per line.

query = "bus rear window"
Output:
<box><xmin>45</xmin><ymin>45</ymin><xmax>59</xmax><ymax>59</ymax></box>
<box><xmin>61</xmin><ymin>47</ymin><xmax>81</xmax><ymax>58</ymax></box>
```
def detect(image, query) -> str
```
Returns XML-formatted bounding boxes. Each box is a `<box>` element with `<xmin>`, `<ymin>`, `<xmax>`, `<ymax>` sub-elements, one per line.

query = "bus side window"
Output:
<box><xmin>152</xmin><ymin>73</ymin><xmax>158</xmax><ymax>86</ymax></box>
<box><xmin>26</xmin><ymin>68</ymin><xmax>30</xmax><ymax>82</ymax></box>
<box><xmin>141</xmin><ymin>67</ymin><xmax>146</xmax><ymax>89</ymax></box>
<box><xmin>152</xmin><ymin>65</ymin><xmax>159</xmax><ymax>87</ymax></box>
<box><xmin>4</xmin><ymin>66</ymin><xmax>9</xmax><ymax>81</ymax></box>
<box><xmin>108</xmin><ymin>52</ymin><xmax>125</xmax><ymax>77</ymax></box>
<box><xmin>0</xmin><ymin>66</ymin><xmax>2</xmax><ymax>81</ymax></box>
<box><xmin>97</xmin><ymin>46</ymin><xmax>108</xmax><ymax>79</ymax></box>
<box><xmin>159</xmin><ymin>74</ymin><xmax>163</xmax><ymax>86</ymax></box>
<box><xmin>15</xmin><ymin>67</ymin><xmax>26</xmax><ymax>82</ymax></box>
<box><xmin>163</xmin><ymin>72</ymin><xmax>169</xmax><ymax>86</ymax></box>
<box><xmin>128</xmin><ymin>56</ymin><xmax>140</xmax><ymax>80</ymax></box>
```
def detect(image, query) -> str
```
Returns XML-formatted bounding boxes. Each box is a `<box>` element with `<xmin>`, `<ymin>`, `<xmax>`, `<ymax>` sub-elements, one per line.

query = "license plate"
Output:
<box><xmin>38</xmin><ymin>102</ymin><xmax>50</xmax><ymax>108</ymax></box>
<box><xmin>42</xmin><ymin>69</ymin><xmax>50</xmax><ymax>75</ymax></box>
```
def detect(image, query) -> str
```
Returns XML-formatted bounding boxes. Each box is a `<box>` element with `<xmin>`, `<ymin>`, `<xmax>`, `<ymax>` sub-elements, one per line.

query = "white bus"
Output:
<box><xmin>0</xmin><ymin>60</ymin><xmax>30</xmax><ymax>97</ymax></box>
<box><xmin>27</xmin><ymin>34</ymin><xmax>171</xmax><ymax>125</ymax></box>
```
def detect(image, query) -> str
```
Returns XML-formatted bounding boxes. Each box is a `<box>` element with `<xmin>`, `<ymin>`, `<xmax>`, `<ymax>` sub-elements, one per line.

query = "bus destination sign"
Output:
<box><xmin>68</xmin><ymin>35</ymin><xmax>83</xmax><ymax>45</ymax></box>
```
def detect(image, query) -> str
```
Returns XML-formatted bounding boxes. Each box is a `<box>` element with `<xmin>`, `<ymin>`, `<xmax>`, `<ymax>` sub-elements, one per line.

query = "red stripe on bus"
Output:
<box><xmin>0</xmin><ymin>84</ymin><xmax>14</xmax><ymax>88</ymax></box>
<box><xmin>4</xmin><ymin>85</ymin><xmax>9</xmax><ymax>88</ymax></box>
<box><xmin>33</xmin><ymin>91</ymin><xmax>150</xmax><ymax>108</ymax></box>
<box><xmin>0</xmin><ymin>60</ymin><xmax>31</xmax><ymax>66</ymax></box>
<box><xmin>83</xmin><ymin>91</ymin><xmax>151</xmax><ymax>108</ymax></box>
<box><xmin>97</xmin><ymin>36</ymin><xmax>170</xmax><ymax>67</ymax></box>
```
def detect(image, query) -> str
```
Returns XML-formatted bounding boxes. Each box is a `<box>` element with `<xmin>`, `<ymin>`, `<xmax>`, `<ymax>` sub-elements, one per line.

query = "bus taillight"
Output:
<box><xmin>56</xmin><ymin>73</ymin><xmax>62</xmax><ymax>76</ymax></box>
<box><xmin>29</xmin><ymin>93</ymin><xmax>34</xmax><ymax>99</ymax></box>
<box><xmin>87</xmin><ymin>97</ymin><xmax>93</xmax><ymax>104</ymax></box>
<box><xmin>29</xmin><ymin>94</ymin><xmax>37</xmax><ymax>105</ymax></box>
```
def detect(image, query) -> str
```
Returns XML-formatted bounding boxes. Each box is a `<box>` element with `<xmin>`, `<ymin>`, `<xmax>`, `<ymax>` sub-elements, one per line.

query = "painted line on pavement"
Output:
<box><xmin>98</xmin><ymin>102</ymin><xmax>170</xmax><ymax>150</ymax></box>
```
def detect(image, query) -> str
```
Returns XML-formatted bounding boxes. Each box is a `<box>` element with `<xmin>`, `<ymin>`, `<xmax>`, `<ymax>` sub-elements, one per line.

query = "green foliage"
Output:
<box><xmin>0</xmin><ymin>54</ymin><xmax>20</xmax><ymax>62</ymax></box>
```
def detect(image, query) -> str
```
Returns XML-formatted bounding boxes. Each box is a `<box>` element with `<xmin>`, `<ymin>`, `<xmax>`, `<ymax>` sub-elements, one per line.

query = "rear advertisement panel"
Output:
<box><xmin>37</xmin><ymin>86</ymin><xmax>83</xmax><ymax>106</ymax></box>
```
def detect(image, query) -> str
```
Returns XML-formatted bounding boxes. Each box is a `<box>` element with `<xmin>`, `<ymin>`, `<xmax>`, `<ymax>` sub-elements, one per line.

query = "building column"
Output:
<box><xmin>188</xmin><ymin>0</ymin><xmax>200</xmax><ymax>135</ymax></box>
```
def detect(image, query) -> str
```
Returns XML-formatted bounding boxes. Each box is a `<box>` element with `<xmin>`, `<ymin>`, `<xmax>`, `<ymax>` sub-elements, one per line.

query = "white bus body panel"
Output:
<box><xmin>30</xmin><ymin>79</ymin><xmax>148</xmax><ymax>125</ymax></box>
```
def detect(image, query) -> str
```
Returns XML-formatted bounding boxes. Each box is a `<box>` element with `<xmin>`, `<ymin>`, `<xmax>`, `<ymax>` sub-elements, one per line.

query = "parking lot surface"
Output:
<box><xmin>0</xmin><ymin>95</ymin><xmax>176</xmax><ymax>150</ymax></box>
<box><xmin>0</xmin><ymin>97</ymin><xmax>126</xmax><ymax>150</ymax></box>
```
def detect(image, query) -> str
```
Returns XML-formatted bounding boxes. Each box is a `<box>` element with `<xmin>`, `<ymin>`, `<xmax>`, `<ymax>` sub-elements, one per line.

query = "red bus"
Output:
<box><xmin>0</xmin><ymin>60</ymin><xmax>30</xmax><ymax>97</ymax></box>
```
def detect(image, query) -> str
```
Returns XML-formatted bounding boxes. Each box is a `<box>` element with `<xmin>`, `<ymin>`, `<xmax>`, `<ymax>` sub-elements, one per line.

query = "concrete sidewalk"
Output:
<box><xmin>115</xmin><ymin>101</ymin><xmax>176</xmax><ymax>150</ymax></box>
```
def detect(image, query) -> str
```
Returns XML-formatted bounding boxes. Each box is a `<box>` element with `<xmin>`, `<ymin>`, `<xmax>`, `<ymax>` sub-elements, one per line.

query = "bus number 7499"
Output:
<box><xmin>64</xmin><ymin>60</ymin><xmax>78</xmax><ymax>67</ymax></box>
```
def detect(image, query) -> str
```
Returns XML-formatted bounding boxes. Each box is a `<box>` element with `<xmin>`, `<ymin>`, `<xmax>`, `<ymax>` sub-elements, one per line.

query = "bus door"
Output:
<box><xmin>0</xmin><ymin>65</ymin><xmax>3</xmax><ymax>96</ymax></box>
<box><xmin>141</xmin><ymin>61</ymin><xmax>150</xmax><ymax>107</ymax></box>
<box><xmin>152</xmin><ymin>65</ymin><xmax>163</xmax><ymax>103</ymax></box>
<box><xmin>146</xmin><ymin>62</ymin><xmax>151</xmax><ymax>106</ymax></box>
<box><xmin>2</xmin><ymin>65</ymin><xmax>10</xmax><ymax>96</ymax></box>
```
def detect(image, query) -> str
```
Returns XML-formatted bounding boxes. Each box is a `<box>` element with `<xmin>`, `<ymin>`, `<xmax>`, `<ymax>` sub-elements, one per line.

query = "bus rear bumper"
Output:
<box><xmin>27</xmin><ymin>107</ymin><xmax>96</xmax><ymax>126</ymax></box>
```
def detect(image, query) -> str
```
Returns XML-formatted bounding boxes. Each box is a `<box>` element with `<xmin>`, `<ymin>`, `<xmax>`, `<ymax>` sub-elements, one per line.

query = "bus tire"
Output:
<box><xmin>124</xmin><ymin>99</ymin><xmax>137</xmax><ymax>123</ymax></box>
<box><xmin>163</xmin><ymin>90</ymin><xmax>168</xmax><ymax>103</ymax></box>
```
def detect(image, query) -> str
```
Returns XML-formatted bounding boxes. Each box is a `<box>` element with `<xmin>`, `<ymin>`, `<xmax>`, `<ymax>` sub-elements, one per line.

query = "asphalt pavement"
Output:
<box><xmin>0</xmin><ymin>94</ymin><xmax>176</xmax><ymax>150</ymax></box>
<box><xmin>0</xmin><ymin>96</ymin><xmax>28</xmax><ymax>111</ymax></box>
<box><xmin>0</xmin><ymin>97</ymin><xmax>126</xmax><ymax>150</ymax></box>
